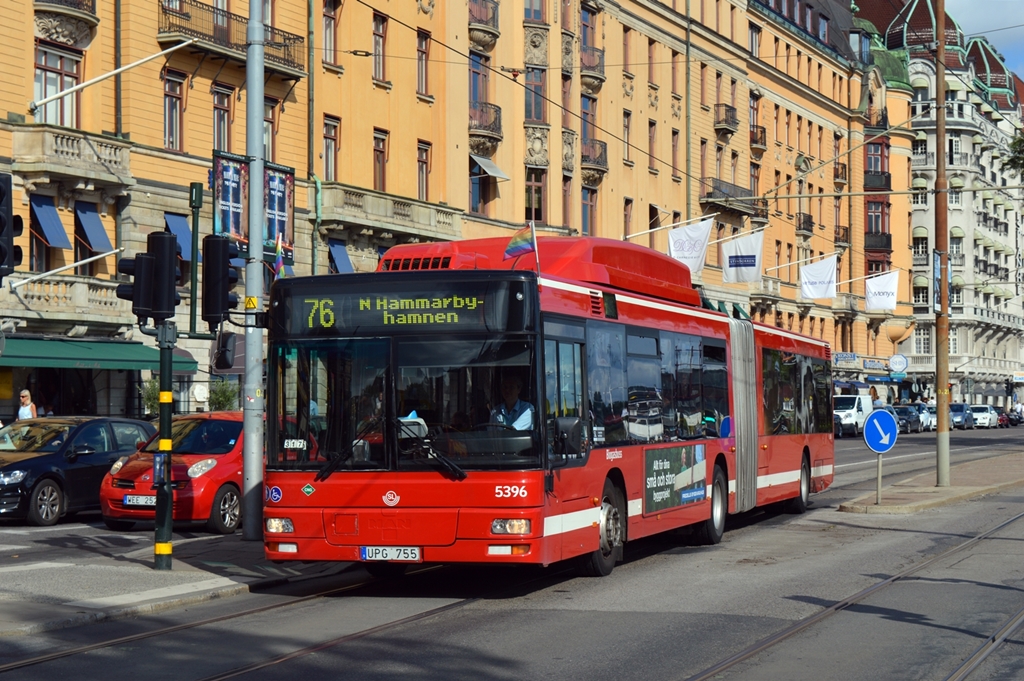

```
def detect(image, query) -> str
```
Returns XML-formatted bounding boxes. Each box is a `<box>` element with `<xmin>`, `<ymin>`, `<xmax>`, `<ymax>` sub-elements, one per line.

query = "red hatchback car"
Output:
<box><xmin>99</xmin><ymin>412</ymin><xmax>244</xmax><ymax>533</ymax></box>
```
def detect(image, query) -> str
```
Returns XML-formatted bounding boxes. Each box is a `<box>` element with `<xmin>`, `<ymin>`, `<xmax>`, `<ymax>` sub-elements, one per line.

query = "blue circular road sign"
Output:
<box><xmin>863</xmin><ymin>409</ymin><xmax>899</xmax><ymax>454</ymax></box>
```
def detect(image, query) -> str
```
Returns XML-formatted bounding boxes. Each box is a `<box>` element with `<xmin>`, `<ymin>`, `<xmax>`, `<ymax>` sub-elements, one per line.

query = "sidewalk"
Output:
<box><xmin>0</xmin><ymin>531</ymin><xmax>350</xmax><ymax>637</ymax></box>
<box><xmin>838</xmin><ymin>451</ymin><xmax>1024</xmax><ymax>514</ymax></box>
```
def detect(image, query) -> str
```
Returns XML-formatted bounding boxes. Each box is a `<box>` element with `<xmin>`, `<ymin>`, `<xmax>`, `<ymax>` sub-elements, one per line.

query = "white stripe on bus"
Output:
<box><xmin>543</xmin><ymin>507</ymin><xmax>602</xmax><ymax>537</ymax></box>
<box><xmin>811</xmin><ymin>464</ymin><xmax>834</xmax><ymax>477</ymax></box>
<box><xmin>627</xmin><ymin>498</ymin><xmax>643</xmax><ymax>517</ymax></box>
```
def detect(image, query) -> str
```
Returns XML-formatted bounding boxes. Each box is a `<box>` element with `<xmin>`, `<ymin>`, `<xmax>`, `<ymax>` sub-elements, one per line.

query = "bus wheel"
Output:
<box><xmin>578</xmin><ymin>479</ymin><xmax>624</xmax><ymax>577</ymax></box>
<box><xmin>365</xmin><ymin>562</ymin><xmax>407</xmax><ymax>579</ymax></box>
<box><xmin>787</xmin><ymin>457</ymin><xmax>810</xmax><ymax>514</ymax></box>
<box><xmin>696</xmin><ymin>466</ymin><xmax>726</xmax><ymax>545</ymax></box>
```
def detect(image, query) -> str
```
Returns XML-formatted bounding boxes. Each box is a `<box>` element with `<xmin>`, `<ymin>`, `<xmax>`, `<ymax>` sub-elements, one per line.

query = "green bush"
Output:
<box><xmin>209</xmin><ymin>379</ymin><xmax>239</xmax><ymax>412</ymax></box>
<box><xmin>141</xmin><ymin>377</ymin><xmax>160</xmax><ymax>415</ymax></box>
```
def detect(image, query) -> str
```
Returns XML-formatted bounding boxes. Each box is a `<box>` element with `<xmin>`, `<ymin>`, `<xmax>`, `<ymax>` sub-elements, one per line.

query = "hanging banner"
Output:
<box><xmin>264</xmin><ymin>163</ymin><xmax>295</xmax><ymax>266</ymax></box>
<box><xmin>800</xmin><ymin>254</ymin><xmax>837</xmax><ymax>299</ymax></box>
<box><xmin>865</xmin><ymin>270</ymin><xmax>900</xmax><ymax>310</ymax></box>
<box><xmin>212</xmin><ymin>151</ymin><xmax>249</xmax><ymax>241</ymax></box>
<box><xmin>667</xmin><ymin>218</ymin><xmax>713</xmax><ymax>275</ymax></box>
<box><xmin>721</xmin><ymin>230</ymin><xmax>764</xmax><ymax>283</ymax></box>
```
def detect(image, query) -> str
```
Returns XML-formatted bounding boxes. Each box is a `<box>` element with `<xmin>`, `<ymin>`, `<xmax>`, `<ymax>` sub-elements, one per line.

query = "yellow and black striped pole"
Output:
<box><xmin>154</xmin><ymin>324</ymin><xmax>176</xmax><ymax>570</ymax></box>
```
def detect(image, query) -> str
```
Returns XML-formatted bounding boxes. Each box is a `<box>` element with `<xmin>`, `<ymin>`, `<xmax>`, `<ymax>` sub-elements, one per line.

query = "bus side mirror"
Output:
<box><xmin>553</xmin><ymin>417</ymin><xmax>582</xmax><ymax>457</ymax></box>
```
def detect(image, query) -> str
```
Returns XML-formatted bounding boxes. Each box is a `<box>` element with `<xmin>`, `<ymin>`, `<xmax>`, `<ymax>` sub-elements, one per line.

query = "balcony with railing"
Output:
<box><xmin>580</xmin><ymin>46</ymin><xmax>605</xmax><ymax>93</ymax></box>
<box><xmin>35</xmin><ymin>0</ymin><xmax>99</xmax><ymax>23</ymax></box>
<box><xmin>714</xmin><ymin>104</ymin><xmax>739</xmax><ymax>133</ymax></box>
<box><xmin>912</xmin><ymin>252</ymin><xmax>928</xmax><ymax>267</ymax></box>
<box><xmin>864</xmin><ymin>170</ymin><xmax>892</xmax><ymax>190</ymax></box>
<box><xmin>468</xmin><ymin>101</ymin><xmax>503</xmax><ymax>157</ymax></box>
<box><xmin>749</xmin><ymin>125</ymin><xmax>767</xmax><ymax>153</ymax></box>
<box><xmin>834</xmin><ymin>225</ymin><xmax>850</xmax><ymax>246</ymax></box>
<box><xmin>795</xmin><ymin>212</ymin><xmax>814</xmax><ymax>235</ymax></box>
<box><xmin>866</xmin><ymin>106</ymin><xmax>889</xmax><ymax>129</ymax></box>
<box><xmin>950</xmin><ymin>253</ymin><xmax>965</xmax><ymax>267</ymax></box>
<box><xmin>912</xmin><ymin>152</ymin><xmax>934</xmax><ymax>167</ymax></box>
<box><xmin>12</xmin><ymin>125</ymin><xmax>134</xmax><ymax>193</ymax></box>
<box><xmin>834</xmin><ymin>162</ymin><xmax>848</xmax><ymax>186</ymax></box>
<box><xmin>468</xmin><ymin>0</ymin><xmax>500</xmax><ymax>52</ymax></box>
<box><xmin>157</xmin><ymin>0</ymin><xmax>305</xmax><ymax>77</ymax></box>
<box><xmin>864</xmin><ymin>232</ymin><xmax>892</xmax><ymax>251</ymax></box>
<box><xmin>699</xmin><ymin>177</ymin><xmax>764</xmax><ymax>216</ymax></box>
<box><xmin>580</xmin><ymin>138</ymin><xmax>608</xmax><ymax>184</ymax></box>
<box><xmin>321</xmin><ymin>182</ymin><xmax>462</xmax><ymax>242</ymax></box>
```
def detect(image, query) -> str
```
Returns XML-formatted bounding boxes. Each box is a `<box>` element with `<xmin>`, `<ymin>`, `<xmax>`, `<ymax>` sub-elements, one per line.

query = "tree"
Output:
<box><xmin>141</xmin><ymin>377</ymin><xmax>160</xmax><ymax>415</ymax></box>
<box><xmin>1003</xmin><ymin>135</ymin><xmax>1024</xmax><ymax>176</ymax></box>
<box><xmin>208</xmin><ymin>379</ymin><xmax>239</xmax><ymax>412</ymax></box>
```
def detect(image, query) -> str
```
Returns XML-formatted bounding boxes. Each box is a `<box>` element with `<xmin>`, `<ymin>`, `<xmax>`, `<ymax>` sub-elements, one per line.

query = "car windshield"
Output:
<box><xmin>927</xmin><ymin>406</ymin><xmax>937</xmax><ymax>414</ymax></box>
<box><xmin>894</xmin><ymin>407</ymin><xmax>915</xmax><ymax>417</ymax></box>
<box><xmin>0</xmin><ymin>421</ymin><xmax>75</xmax><ymax>452</ymax></box>
<box><xmin>950</xmin><ymin>404</ymin><xmax>966</xmax><ymax>413</ymax></box>
<box><xmin>143</xmin><ymin>419</ymin><xmax>242</xmax><ymax>455</ymax></box>
<box><xmin>834</xmin><ymin>396</ymin><xmax>859</xmax><ymax>410</ymax></box>
<box><xmin>970</xmin><ymin>406</ymin><xmax>986</xmax><ymax>414</ymax></box>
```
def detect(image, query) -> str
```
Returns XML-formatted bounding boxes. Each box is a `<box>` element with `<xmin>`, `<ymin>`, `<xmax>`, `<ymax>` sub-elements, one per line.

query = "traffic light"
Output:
<box><xmin>0</xmin><ymin>173</ymin><xmax>24</xmax><ymax>284</ymax></box>
<box><xmin>202</xmin><ymin>234</ymin><xmax>240</xmax><ymax>331</ymax></box>
<box><xmin>147</xmin><ymin>231</ymin><xmax>181</xmax><ymax>321</ymax></box>
<box><xmin>116</xmin><ymin>231</ymin><xmax>180</xmax><ymax>325</ymax></box>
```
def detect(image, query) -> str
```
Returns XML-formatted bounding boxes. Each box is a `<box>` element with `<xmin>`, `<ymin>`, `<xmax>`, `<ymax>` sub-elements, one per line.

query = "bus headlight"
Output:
<box><xmin>187</xmin><ymin>458</ymin><xmax>218</xmax><ymax>478</ymax></box>
<box><xmin>266</xmin><ymin>517</ymin><xmax>294</xmax><ymax>533</ymax></box>
<box><xmin>491</xmin><ymin>519</ymin><xmax>531</xmax><ymax>535</ymax></box>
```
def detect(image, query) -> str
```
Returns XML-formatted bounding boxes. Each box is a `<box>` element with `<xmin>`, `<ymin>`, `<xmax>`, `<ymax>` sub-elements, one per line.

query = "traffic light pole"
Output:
<box><xmin>154</xmin><ymin>321</ymin><xmax>177</xmax><ymax>569</ymax></box>
<box><xmin>934</xmin><ymin>0</ymin><xmax>950</xmax><ymax>487</ymax></box>
<box><xmin>242</xmin><ymin>0</ymin><xmax>265</xmax><ymax>541</ymax></box>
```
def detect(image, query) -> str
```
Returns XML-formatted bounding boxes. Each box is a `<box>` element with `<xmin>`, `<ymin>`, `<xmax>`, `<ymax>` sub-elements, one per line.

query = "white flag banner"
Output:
<box><xmin>800</xmin><ymin>255</ymin><xmax>837</xmax><ymax>299</ymax></box>
<box><xmin>667</xmin><ymin>218</ymin><xmax>713</xmax><ymax>275</ymax></box>
<box><xmin>721</xmin><ymin>230</ymin><xmax>764</xmax><ymax>283</ymax></box>
<box><xmin>865</xmin><ymin>270</ymin><xmax>900</xmax><ymax>310</ymax></box>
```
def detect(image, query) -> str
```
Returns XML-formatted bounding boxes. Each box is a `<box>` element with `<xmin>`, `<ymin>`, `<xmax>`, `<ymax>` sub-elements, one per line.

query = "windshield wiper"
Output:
<box><xmin>314</xmin><ymin>415</ymin><xmax>381</xmax><ymax>482</ymax></box>
<box><xmin>395</xmin><ymin>420</ymin><xmax>468</xmax><ymax>481</ymax></box>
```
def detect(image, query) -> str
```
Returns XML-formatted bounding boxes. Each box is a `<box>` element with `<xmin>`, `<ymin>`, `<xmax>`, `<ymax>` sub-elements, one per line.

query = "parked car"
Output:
<box><xmin>893</xmin><ymin>405</ymin><xmax>924</xmax><ymax>434</ymax></box>
<box><xmin>970</xmin><ymin>405</ymin><xmax>997</xmax><ymax>429</ymax></box>
<box><xmin>913</xmin><ymin>403</ymin><xmax>934</xmax><ymax>431</ymax></box>
<box><xmin>0</xmin><ymin>417</ymin><xmax>156</xmax><ymax>526</ymax></box>
<box><xmin>950</xmin><ymin>403</ymin><xmax>975</xmax><ymax>430</ymax></box>
<box><xmin>100</xmin><ymin>412</ymin><xmax>244</xmax><ymax>534</ymax></box>
<box><xmin>1008</xmin><ymin>411</ymin><xmax>1022</xmax><ymax>427</ymax></box>
<box><xmin>927</xmin><ymin>405</ymin><xmax>954</xmax><ymax>429</ymax></box>
<box><xmin>834</xmin><ymin>394</ymin><xmax>872</xmax><ymax>436</ymax></box>
<box><xmin>997</xmin><ymin>412</ymin><xmax>1010</xmax><ymax>428</ymax></box>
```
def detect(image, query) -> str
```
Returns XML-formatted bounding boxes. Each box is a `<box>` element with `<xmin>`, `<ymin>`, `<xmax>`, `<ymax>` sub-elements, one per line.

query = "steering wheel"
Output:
<box><xmin>472</xmin><ymin>423</ymin><xmax>517</xmax><ymax>432</ymax></box>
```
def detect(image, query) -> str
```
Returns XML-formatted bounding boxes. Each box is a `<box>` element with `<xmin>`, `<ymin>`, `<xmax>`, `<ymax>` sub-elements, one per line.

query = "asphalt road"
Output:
<box><xmin>2</xmin><ymin>427</ymin><xmax>1023</xmax><ymax>681</ymax></box>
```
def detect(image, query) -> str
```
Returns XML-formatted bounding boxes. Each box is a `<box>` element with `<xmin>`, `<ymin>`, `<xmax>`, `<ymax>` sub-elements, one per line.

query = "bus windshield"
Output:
<box><xmin>267</xmin><ymin>335</ymin><xmax>541</xmax><ymax>472</ymax></box>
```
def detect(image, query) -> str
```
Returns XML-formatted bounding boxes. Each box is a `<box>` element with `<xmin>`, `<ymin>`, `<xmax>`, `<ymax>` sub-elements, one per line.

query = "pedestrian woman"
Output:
<box><xmin>17</xmin><ymin>390</ymin><xmax>37</xmax><ymax>420</ymax></box>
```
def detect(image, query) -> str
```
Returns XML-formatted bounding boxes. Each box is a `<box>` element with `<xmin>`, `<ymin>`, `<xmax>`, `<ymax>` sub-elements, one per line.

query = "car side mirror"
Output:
<box><xmin>553</xmin><ymin>417</ymin><xmax>582</xmax><ymax>458</ymax></box>
<box><xmin>72</xmin><ymin>444</ymin><xmax>96</xmax><ymax>457</ymax></box>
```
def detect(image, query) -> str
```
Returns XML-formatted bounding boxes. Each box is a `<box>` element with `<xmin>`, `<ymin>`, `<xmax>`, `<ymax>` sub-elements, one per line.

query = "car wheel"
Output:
<box><xmin>578</xmin><ymin>478</ymin><xmax>625</xmax><ymax>576</ymax></box>
<box><xmin>103</xmin><ymin>517</ymin><xmax>135</xmax><ymax>531</ymax></box>
<box><xmin>27</xmin><ymin>480</ymin><xmax>63</xmax><ymax>527</ymax></box>
<box><xmin>207</xmin><ymin>485</ymin><xmax>241</xmax><ymax>534</ymax></box>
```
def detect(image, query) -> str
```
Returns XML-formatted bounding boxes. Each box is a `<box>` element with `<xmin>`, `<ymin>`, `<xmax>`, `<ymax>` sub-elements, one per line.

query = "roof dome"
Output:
<box><xmin>885</xmin><ymin>0</ymin><xmax>966</xmax><ymax>68</ymax></box>
<box><xmin>966</xmin><ymin>38</ymin><xmax>1017</xmax><ymax>110</ymax></box>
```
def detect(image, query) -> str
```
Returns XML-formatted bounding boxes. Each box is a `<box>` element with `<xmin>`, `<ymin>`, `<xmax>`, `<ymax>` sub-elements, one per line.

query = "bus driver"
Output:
<box><xmin>490</xmin><ymin>375</ymin><xmax>534</xmax><ymax>430</ymax></box>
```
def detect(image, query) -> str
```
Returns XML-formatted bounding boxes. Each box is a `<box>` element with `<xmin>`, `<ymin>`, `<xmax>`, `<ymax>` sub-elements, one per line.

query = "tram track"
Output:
<box><xmin>680</xmin><ymin>508</ymin><xmax>1024</xmax><ymax>681</ymax></box>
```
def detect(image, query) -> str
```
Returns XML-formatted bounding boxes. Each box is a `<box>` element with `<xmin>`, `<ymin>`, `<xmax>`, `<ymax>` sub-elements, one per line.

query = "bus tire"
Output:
<box><xmin>787</xmin><ymin>456</ymin><xmax>810</xmax><ymax>514</ymax></box>
<box><xmin>578</xmin><ymin>478</ymin><xmax>625</xmax><ymax>577</ymax></box>
<box><xmin>696</xmin><ymin>465</ymin><xmax>727</xmax><ymax>545</ymax></box>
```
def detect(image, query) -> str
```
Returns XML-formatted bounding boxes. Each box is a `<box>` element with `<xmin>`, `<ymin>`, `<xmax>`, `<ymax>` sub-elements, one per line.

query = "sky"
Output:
<box><xmin>946</xmin><ymin>0</ymin><xmax>1024</xmax><ymax>79</ymax></box>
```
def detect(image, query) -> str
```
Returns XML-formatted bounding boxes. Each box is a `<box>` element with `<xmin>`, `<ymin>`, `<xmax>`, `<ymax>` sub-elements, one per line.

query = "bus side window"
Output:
<box><xmin>545</xmin><ymin>338</ymin><xmax>586</xmax><ymax>458</ymax></box>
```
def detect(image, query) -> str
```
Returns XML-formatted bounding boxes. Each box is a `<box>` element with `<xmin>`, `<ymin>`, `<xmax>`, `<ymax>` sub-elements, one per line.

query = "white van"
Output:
<box><xmin>833</xmin><ymin>394</ymin><xmax>872</xmax><ymax>436</ymax></box>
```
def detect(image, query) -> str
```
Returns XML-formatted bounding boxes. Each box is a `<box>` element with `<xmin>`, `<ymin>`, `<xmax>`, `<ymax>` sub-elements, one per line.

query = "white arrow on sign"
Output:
<box><xmin>874</xmin><ymin>418</ymin><xmax>891</xmax><ymax>446</ymax></box>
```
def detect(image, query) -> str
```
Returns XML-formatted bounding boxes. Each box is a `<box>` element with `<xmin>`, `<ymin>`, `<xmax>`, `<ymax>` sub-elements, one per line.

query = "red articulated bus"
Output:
<box><xmin>263</xmin><ymin>236</ymin><xmax>834</xmax><ymax>576</ymax></box>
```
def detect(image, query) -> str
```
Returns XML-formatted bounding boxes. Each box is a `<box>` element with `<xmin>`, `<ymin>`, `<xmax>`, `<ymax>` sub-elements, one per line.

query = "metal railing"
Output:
<box><xmin>714</xmin><ymin>104</ymin><xmax>739</xmax><ymax>131</ymax></box>
<box><xmin>580</xmin><ymin>45</ymin><xmax>605</xmax><ymax>79</ymax></box>
<box><xmin>580</xmin><ymin>138</ymin><xmax>608</xmax><ymax>169</ymax></box>
<box><xmin>749</xmin><ymin>125</ymin><xmax>766</xmax><ymax>148</ymax></box>
<box><xmin>468</xmin><ymin>0</ymin><xmax>499</xmax><ymax>31</ymax></box>
<box><xmin>864</xmin><ymin>170</ymin><xmax>891</xmax><ymax>190</ymax></box>
<box><xmin>468</xmin><ymin>101</ymin><xmax>502</xmax><ymax>138</ymax></box>
<box><xmin>158</xmin><ymin>0</ymin><xmax>305</xmax><ymax>71</ymax></box>
<box><xmin>950</xmin><ymin>253</ymin><xmax>965</xmax><ymax>266</ymax></box>
<box><xmin>795</xmin><ymin>212</ymin><xmax>814</xmax><ymax>234</ymax></box>
<box><xmin>36</xmin><ymin>0</ymin><xmax>96</xmax><ymax>13</ymax></box>
<box><xmin>834</xmin><ymin>162</ymin><xmax>848</xmax><ymax>183</ymax></box>
<box><xmin>864</xmin><ymin>232</ymin><xmax>892</xmax><ymax>250</ymax></box>
<box><xmin>699</xmin><ymin>178</ymin><xmax>766</xmax><ymax>217</ymax></box>
<box><xmin>834</xmin><ymin>225</ymin><xmax>850</xmax><ymax>244</ymax></box>
<box><xmin>912</xmin><ymin>152</ymin><xmax>934</xmax><ymax>167</ymax></box>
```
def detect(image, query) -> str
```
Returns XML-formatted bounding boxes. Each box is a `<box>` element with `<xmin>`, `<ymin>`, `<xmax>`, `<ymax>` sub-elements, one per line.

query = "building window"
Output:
<box><xmin>648</xmin><ymin>120</ymin><xmax>656</xmax><ymax>170</ymax></box>
<box><xmin>417</xmin><ymin>31</ymin><xmax>430</xmax><ymax>95</ymax></box>
<box><xmin>700</xmin><ymin>139</ymin><xmax>707</xmax><ymax>178</ymax></box>
<box><xmin>912</xmin><ymin>139</ymin><xmax>927</xmax><ymax>156</ymax></box>
<box><xmin>74</xmin><ymin>224</ymin><xmax>94</xmax><ymax>277</ymax></box>
<box><xmin>34</xmin><ymin>45</ymin><xmax>80</xmax><ymax>127</ymax></box>
<box><xmin>671</xmin><ymin>51</ymin><xmax>679</xmax><ymax>94</ymax></box>
<box><xmin>748</xmin><ymin>23</ymin><xmax>760</xmax><ymax>55</ymax></box>
<box><xmin>949</xmin><ymin>189</ymin><xmax>962</xmax><ymax>206</ymax></box>
<box><xmin>417</xmin><ymin>142</ymin><xmax>430</xmax><ymax>201</ymax></box>
<box><xmin>730</xmin><ymin>78</ymin><xmax>737</xmax><ymax>107</ymax></box>
<box><xmin>623</xmin><ymin>198</ymin><xmax>633</xmax><ymax>237</ymax></box>
<box><xmin>623</xmin><ymin>110</ymin><xmax>632</xmax><ymax>162</ymax></box>
<box><xmin>525</xmin><ymin>0</ymin><xmax>544</xmax><ymax>22</ymax></box>
<box><xmin>581</xmin><ymin>6</ymin><xmax>596</xmax><ymax>47</ymax></box>
<box><xmin>373</xmin><ymin>129</ymin><xmax>388</xmax><ymax>191</ymax></box>
<box><xmin>950</xmin><ymin>237</ymin><xmax>962</xmax><ymax>255</ymax></box>
<box><xmin>866</xmin><ymin>201</ymin><xmax>883</xmax><ymax>233</ymax></box>
<box><xmin>525</xmin><ymin>67</ymin><xmax>545</xmax><ymax>123</ymax></box>
<box><xmin>562</xmin><ymin>175</ymin><xmax>572</xmax><ymax>228</ymax></box>
<box><xmin>914</xmin><ymin>327</ymin><xmax>931</xmax><ymax>354</ymax></box>
<box><xmin>263</xmin><ymin>99</ymin><xmax>277</xmax><ymax>162</ymax></box>
<box><xmin>526</xmin><ymin>168</ymin><xmax>546</xmax><ymax>223</ymax></box>
<box><xmin>866</xmin><ymin>142</ymin><xmax>885</xmax><ymax>172</ymax></box>
<box><xmin>700</xmin><ymin>63</ymin><xmax>706</xmax><ymax>106</ymax></box>
<box><xmin>950</xmin><ymin>287</ymin><xmax>962</xmax><ymax>306</ymax></box>
<box><xmin>372</xmin><ymin>13</ymin><xmax>387</xmax><ymax>81</ymax></box>
<box><xmin>213</xmin><ymin>85</ymin><xmax>232</xmax><ymax>152</ymax></box>
<box><xmin>715</xmin><ymin>71</ymin><xmax>722</xmax><ymax>104</ymax></box>
<box><xmin>323</xmin><ymin>116</ymin><xmax>339</xmax><ymax>181</ymax></box>
<box><xmin>581</xmin><ymin>95</ymin><xmax>596</xmax><ymax>140</ymax></box>
<box><xmin>581</xmin><ymin>186</ymin><xmax>597</xmax><ymax>235</ymax></box>
<box><xmin>561</xmin><ymin>76</ymin><xmax>572</xmax><ymax>128</ymax></box>
<box><xmin>29</xmin><ymin>230</ymin><xmax>48</xmax><ymax>273</ymax></box>
<box><xmin>912</xmin><ymin>236</ymin><xmax>928</xmax><ymax>255</ymax></box>
<box><xmin>164</xmin><ymin>71</ymin><xmax>185</xmax><ymax>152</ymax></box>
<box><xmin>470</xmin><ymin>159</ymin><xmax>493</xmax><ymax>216</ymax></box>
<box><xmin>672</xmin><ymin>129</ymin><xmax>680</xmax><ymax>178</ymax></box>
<box><xmin>648</xmin><ymin>39</ymin><xmax>656</xmax><ymax>84</ymax></box>
<box><xmin>818</xmin><ymin>16</ymin><xmax>829</xmax><ymax>41</ymax></box>
<box><xmin>912</xmin><ymin>191</ymin><xmax>928</xmax><ymax>206</ymax></box>
<box><xmin>470</xmin><ymin>52</ymin><xmax>489</xmax><ymax>102</ymax></box>
<box><xmin>622</xmin><ymin>27</ymin><xmax>631</xmax><ymax>74</ymax></box>
<box><xmin>263</xmin><ymin>0</ymin><xmax>273</xmax><ymax>26</ymax></box>
<box><xmin>749</xmin><ymin>162</ymin><xmax>760</xmax><ymax>193</ymax></box>
<box><xmin>323</xmin><ymin>0</ymin><xmax>339</xmax><ymax>64</ymax></box>
<box><xmin>716</xmin><ymin>145</ymin><xmax>723</xmax><ymax>178</ymax></box>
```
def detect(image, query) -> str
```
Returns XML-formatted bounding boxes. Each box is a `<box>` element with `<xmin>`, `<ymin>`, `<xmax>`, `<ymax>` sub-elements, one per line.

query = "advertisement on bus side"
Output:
<box><xmin>644</xmin><ymin>444</ymin><xmax>706</xmax><ymax>513</ymax></box>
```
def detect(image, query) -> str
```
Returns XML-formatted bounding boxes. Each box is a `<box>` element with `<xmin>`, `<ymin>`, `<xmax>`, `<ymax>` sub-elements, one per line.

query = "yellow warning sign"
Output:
<box><xmin>245</xmin><ymin>297</ymin><xmax>258</xmax><ymax>309</ymax></box>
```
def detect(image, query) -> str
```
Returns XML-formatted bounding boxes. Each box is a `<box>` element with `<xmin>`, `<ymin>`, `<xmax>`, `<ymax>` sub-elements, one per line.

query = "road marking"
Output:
<box><xmin>64</xmin><ymin>577</ymin><xmax>239</xmax><ymax>610</ymax></box>
<box><xmin>835</xmin><ymin>444</ymin><xmax>1000</xmax><ymax>470</ymax></box>
<box><xmin>0</xmin><ymin>562</ymin><xmax>72</xmax><ymax>573</ymax></box>
<box><xmin>0</xmin><ymin>525</ymin><xmax>89</xmax><ymax>535</ymax></box>
<box><xmin>0</xmin><ymin>545</ymin><xmax>29</xmax><ymax>552</ymax></box>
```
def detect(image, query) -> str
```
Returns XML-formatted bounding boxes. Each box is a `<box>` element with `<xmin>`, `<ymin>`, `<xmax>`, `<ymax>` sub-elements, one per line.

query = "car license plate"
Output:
<box><xmin>123</xmin><ymin>495</ymin><xmax>157</xmax><ymax>507</ymax></box>
<box><xmin>360</xmin><ymin>546</ymin><xmax>421</xmax><ymax>562</ymax></box>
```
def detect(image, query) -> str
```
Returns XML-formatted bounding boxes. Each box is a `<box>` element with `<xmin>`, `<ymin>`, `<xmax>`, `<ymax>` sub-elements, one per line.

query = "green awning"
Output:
<box><xmin>733</xmin><ymin>303</ymin><xmax>751</xmax><ymax>320</ymax></box>
<box><xmin>950</xmin><ymin>226</ymin><xmax>965</xmax><ymax>237</ymax></box>
<box><xmin>0</xmin><ymin>338</ymin><xmax>198</xmax><ymax>374</ymax></box>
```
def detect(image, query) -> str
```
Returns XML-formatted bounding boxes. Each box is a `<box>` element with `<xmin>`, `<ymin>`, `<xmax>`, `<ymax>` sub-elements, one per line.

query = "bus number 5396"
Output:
<box><xmin>495</xmin><ymin>485</ymin><xmax>527</xmax><ymax>498</ymax></box>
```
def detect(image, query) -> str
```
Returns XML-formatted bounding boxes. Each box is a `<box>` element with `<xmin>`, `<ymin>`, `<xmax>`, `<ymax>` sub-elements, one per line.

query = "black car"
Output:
<box><xmin>833</xmin><ymin>413</ymin><xmax>843</xmax><ymax>438</ymax></box>
<box><xmin>1008</xmin><ymin>411</ymin><xmax>1022</xmax><ymax>427</ymax></box>
<box><xmin>894</xmin><ymin>406</ymin><xmax>924</xmax><ymax>434</ymax></box>
<box><xmin>0</xmin><ymin>417</ymin><xmax>156</xmax><ymax>526</ymax></box>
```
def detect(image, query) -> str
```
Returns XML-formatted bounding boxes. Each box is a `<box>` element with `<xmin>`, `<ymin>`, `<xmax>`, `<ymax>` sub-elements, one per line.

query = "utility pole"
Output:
<box><xmin>934</xmin><ymin>0</ymin><xmax>950</xmax><ymax>486</ymax></box>
<box><xmin>243</xmin><ymin>0</ymin><xmax>266</xmax><ymax>540</ymax></box>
